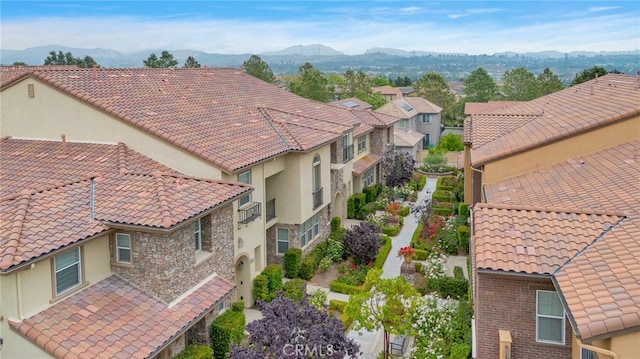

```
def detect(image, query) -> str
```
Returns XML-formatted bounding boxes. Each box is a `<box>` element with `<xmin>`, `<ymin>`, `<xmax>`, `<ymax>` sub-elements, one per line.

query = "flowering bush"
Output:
<box><xmin>407</xmin><ymin>294</ymin><xmax>457</xmax><ymax>359</ymax></box>
<box><xmin>397</xmin><ymin>246</ymin><xmax>415</xmax><ymax>258</ymax></box>
<box><xmin>423</xmin><ymin>251</ymin><xmax>447</xmax><ymax>280</ymax></box>
<box><xmin>385</xmin><ymin>202</ymin><xmax>402</xmax><ymax>216</ymax></box>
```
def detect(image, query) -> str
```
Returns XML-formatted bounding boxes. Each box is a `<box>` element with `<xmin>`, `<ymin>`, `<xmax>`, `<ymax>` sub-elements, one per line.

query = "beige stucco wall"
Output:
<box><xmin>571</xmin><ymin>332</ymin><xmax>640</xmax><ymax>359</ymax></box>
<box><xmin>481</xmin><ymin>116</ymin><xmax>640</xmax><ymax>184</ymax></box>
<box><xmin>1</xmin><ymin>78</ymin><xmax>222</xmax><ymax>178</ymax></box>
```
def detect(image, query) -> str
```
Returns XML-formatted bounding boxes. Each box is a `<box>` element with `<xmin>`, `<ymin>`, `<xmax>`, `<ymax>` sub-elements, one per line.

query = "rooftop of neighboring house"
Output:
<box><xmin>376</xmin><ymin>96</ymin><xmax>443</xmax><ymax>119</ymax></box>
<box><xmin>1</xmin><ymin>66</ymin><xmax>369</xmax><ymax>174</ymax></box>
<box><xmin>463</xmin><ymin>100</ymin><xmax>525</xmax><ymax>115</ymax></box>
<box><xmin>329</xmin><ymin>97</ymin><xmax>372</xmax><ymax>110</ymax></box>
<box><xmin>394</xmin><ymin>130</ymin><xmax>424</xmax><ymax>147</ymax></box>
<box><xmin>399</xmin><ymin>87</ymin><xmax>415</xmax><ymax>95</ymax></box>
<box><xmin>464</xmin><ymin>74</ymin><xmax>640</xmax><ymax>166</ymax></box>
<box><xmin>475</xmin><ymin>140</ymin><xmax>640</xmax><ymax>341</ymax></box>
<box><xmin>0</xmin><ymin>138</ymin><xmax>251</xmax><ymax>272</ymax></box>
<box><xmin>371</xmin><ymin>85</ymin><xmax>402</xmax><ymax>96</ymax></box>
<box><xmin>11</xmin><ymin>274</ymin><xmax>234</xmax><ymax>359</ymax></box>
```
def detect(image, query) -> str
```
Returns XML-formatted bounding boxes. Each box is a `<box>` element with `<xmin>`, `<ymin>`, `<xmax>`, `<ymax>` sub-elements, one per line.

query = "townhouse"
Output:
<box><xmin>463</xmin><ymin>74</ymin><xmax>640</xmax><ymax>358</ymax></box>
<box><xmin>0</xmin><ymin>65</ymin><xmax>400</xmax><ymax>357</ymax></box>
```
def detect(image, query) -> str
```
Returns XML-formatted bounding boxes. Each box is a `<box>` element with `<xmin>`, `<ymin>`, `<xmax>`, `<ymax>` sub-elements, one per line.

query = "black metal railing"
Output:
<box><xmin>266</xmin><ymin>198</ymin><xmax>276</xmax><ymax>221</ymax></box>
<box><xmin>342</xmin><ymin>144</ymin><xmax>354</xmax><ymax>163</ymax></box>
<box><xmin>313</xmin><ymin>187</ymin><xmax>323</xmax><ymax>209</ymax></box>
<box><xmin>239</xmin><ymin>202</ymin><xmax>261</xmax><ymax>224</ymax></box>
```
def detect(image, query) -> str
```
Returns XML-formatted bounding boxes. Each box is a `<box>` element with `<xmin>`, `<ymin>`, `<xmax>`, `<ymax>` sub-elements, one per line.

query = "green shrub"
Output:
<box><xmin>282</xmin><ymin>278</ymin><xmax>307</xmax><ymax>302</ymax></box>
<box><xmin>436</xmin><ymin>176</ymin><xmax>456</xmax><ymax>191</ymax></box>
<box><xmin>383</xmin><ymin>225</ymin><xmax>399</xmax><ymax>236</ymax></box>
<box><xmin>458</xmin><ymin>203</ymin><xmax>469</xmax><ymax>217</ymax></box>
<box><xmin>362</xmin><ymin>202</ymin><xmax>378</xmax><ymax>217</ymax></box>
<box><xmin>433</xmin><ymin>207</ymin><xmax>453</xmax><ymax>216</ymax></box>
<box><xmin>231</xmin><ymin>301</ymin><xmax>244</xmax><ymax>312</ymax></box>
<box><xmin>414</xmin><ymin>249</ymin><xmax>429</xmax><ymax>261</ymax></box>
<box><xmin>373</xmin><ymin>236</ymin><xmax>392</xmax><ymax>269</ymax></box>
<box><xmin>440</xmin><ymin>227</ymin><xmax>459</xmax><ymax>255</ymax></box>
<box><xmin>353</xmin><ymin>193</ymin><xmax>367</xmax><ymax>219</ymax></box>
<box><xmin>318</xmin><ymin>256</ymin><xmax>332</xmax><ymax>272</ymax></box>
<box><xmin>453</xmin><ymin>266</ymin><xmax>465</xmax><ymax>280</ymax></box>
<box><xmin>326</xmin><ymin>238</ymin><xmax>344</xmax><ymax>262</ymax></box>
<box><xmin>417</xmin><ymin>174</ymin><xmax>427</xmax><ymax>190</ymax></box>
<box><xmin>414</xmin><ymin>262</ymin><xmax>423</xmax><ymax>273</ymax></box>
<box><xmin>363</xmin><ymin>186</ymin><xmax>377</xmax><ymax>203</ymax></box>
<box><xmin>330</xmin><ymin>216</ymin><xmax>342</xmax><ymax>231</ymax></box>
<box><xmin>399</xmin><ymin>206</ymin><xmax>410</xmax><ymax>217</ymax></box>
<box><xmin>253</xmin><ymin>274</ymin><xmax>270</xmax><ymax>303</ymax></box>
<box><xmin>432</xmin><ymin>277</ymin><xmax>469</xmax><ymax>300</ymax></box>
<box><xmin>329</xmin><ymin>299</ymin><xmax>347</xmax><ymax>311</ymax></box>
<box><xmin>347</xmin><ymin>196</ymin><xmax>355</xmax><ymax>219</ymax></box>
<box><xmin>411</xmin><ymin>222</ymin><xmax>424</xmax><ymax>245</ymax></box>
<box><xmin>308</xmin><ymin>288</ymin><xmax>328</xmax><ymax>311</ymax></box>
<box><xmin>283</xmin><ymin>248</ymin><xmax>302</xmax><ymax>278</ymax></box>
<box><xmin>299</xmin><ymin>255</ymin><xmax>316</xmax><ymax>280</ymax></box>
<box><xmin>262</xmin><ymin>264</ymin><xmax>283</xmax><ymax>294</ymax></box>
<box><xmin>457</xmin><ymin>225</ymin><xmax>470</xmax><ymax>254</ymax></box>
<box><xmin>175</xmin><ymin>344</ymin><xmax>214</xmax><ymax>359</ymax></box>
<box><xmin>210</xmin><ymin>309</ymin><xmax>245</xmax><ymax>359</ymax></box>
<box><xmin>432</xmin><ymin>189</ymin><xmax>453</xmax><ymax>202</ymax></box>
<box><xmin>313</xmin><ymin>240</ymin><xmax>329</xmax><ymax>261</ymax></box>
<box><xmin>329</xmin><ymin>281</ymin><xmax>366</xmax><ymax>295</ymax></box>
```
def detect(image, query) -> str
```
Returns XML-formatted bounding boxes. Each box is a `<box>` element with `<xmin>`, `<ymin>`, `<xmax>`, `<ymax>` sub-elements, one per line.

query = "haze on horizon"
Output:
<box><xmin>1</xmin><ymin>1</ymin><xmax>639</xmax><ymax>56</ymax></box>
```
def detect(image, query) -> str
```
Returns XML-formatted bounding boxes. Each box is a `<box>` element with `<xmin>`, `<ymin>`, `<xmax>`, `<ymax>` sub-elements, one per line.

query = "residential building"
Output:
<box><xmin>463</xmin><ymin>74</ymin><xmax>640</xmax><ymax>358</ymax></box>
<box><xmin>0</xmin><ymin>138</ymin><xmax>251</xmax><ymax>358</ymax></box>
<box><xmin>0</xmin><ymin>66</ymin><xmax>403</xmax><ymax>306</ymax></box>
<box><xmin>376</xmin><ymin>97</ymin><xmax>443</xmax><ymax>158</ymax></box>
<box><xmin>372</xmin><ymin>85</ymin><xmax>403</xmax><ymax>101</ymax></box>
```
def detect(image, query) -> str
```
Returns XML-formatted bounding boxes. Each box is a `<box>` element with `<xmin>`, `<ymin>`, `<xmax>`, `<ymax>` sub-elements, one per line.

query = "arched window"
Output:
<box><xmin>312</xmin><ymin>154</ymin><xmax>321</xmax><ymax>191</ymax></box>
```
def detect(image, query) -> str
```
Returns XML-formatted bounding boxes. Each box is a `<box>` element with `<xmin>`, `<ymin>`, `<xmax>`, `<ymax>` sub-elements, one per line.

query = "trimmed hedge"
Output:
<box><xmin>299</xmin><ymin>255</ymin><xmax>316</xmax><ymax>280</ymax></box>
<box><xmin>331</xmin><ymin>236</ymin><xmax>391</xmax><ymax>295</ymax></box>
<box><xmin>328</xmin><ymin>299</ymin><xmax>353</xmax><ymax>331</ymax></box>
<box><xmin>175</xmin><ymin>344</ymin><xmax>214</xmax><ymax>359</ymax></box>
<box><xmin>283</xmin><ymin>278</ymin><xmax>307</xmax><ymax>302</ymax></box>
<box><xmin>414</xmin><ymin>262</ymin><xmax>423</xmax><ymax>273</ymax></box>
<box><xmin>352</xmin><ymin>193</ymin><xmax>367</xmax><ymax>219</ymax></box>
<box><xmin>433</xmin><ymin>207</ymin><xmax>453</xmax><ymax>216</ymax></box>
<box><xmin>457</xmin><ymin>225</ymin><xmax>470</xmax><ymax>254</ymax></box>
<box><xmin>210</xmin><ymin>309</ymin><xmax>245</xmax><ymax>359</ymax></box>
<box><xmin>458</xmin><ymin>203</ymin><xmax>469</xmax><ymax>217</ymax></box>
<box><xmin>252</xmin><ymin>274</ymin><xmax>270</xmax><ymax>303</ymax></box>
<box><xmin>432</xmin><ymin>276</ymin><xmax>469</xmax><ymax>300</ymax></box>
<box><xmin>383</xmin><ymin>224</ymin><xmax>400</xmax><ymax>236</ymax></box>
<box><xmin>412</xmin><ymin>222</ymin><xmax>424</xmax><ymax>244</ymax></box>
<box><xmin>417</xmin><ymin>174</ymin><xmax>427</xmax><ymax>190</ymax></box>
<box><xmin>453</xmin><ymin>266</ymin><xmax>465</xmax><ymax>280</ymax></box>
<box><xmin>231</xmin><ymin>301</ymin><xmax>244</xmax><ymax>312</ymax></box>
<box><xmin>373</xmin><ymin>236</ymin><xmax>392</xmax><ymax>269</ymax></box>
<box><xmin>436</xmin><ymin>176</ymin><xmax>456</xmax><ymax>191</ymax></box>
<box><xmin>262</xmin><ymin>264</ymin><xmax>283</xmax><ymax>295</ymax></box>
<box><xmin>399</xmin><ymin>206</ymin><xmax>410</xmax><ymax>217</ymax></box>
<box><xmin>331</xmin><ymin>216</ymin><xmax>342</xmax><ymax>231</ymax></box>
<box><xmin>283</xmin><ymin>248</ymin><xmax>302</xmax><ymax>278</ymax></box>
<box><xmin>432</xmin><ymin>189</ymin><xmax>453</xmax><ymax>202</ymax></box>
<box><xmin>347</xmin><ymin>196</ymin><xmax>355</xmax><ymax>219</ymax></box>
<box><xmin>414</xmin><ymin>249</ymin><xmax>429</xmax><ymax>261</ymax></box>
<box><xmin>329</xmin><ymin>281</ymin><xmax>367</xmax><ymax>295</ymax></box>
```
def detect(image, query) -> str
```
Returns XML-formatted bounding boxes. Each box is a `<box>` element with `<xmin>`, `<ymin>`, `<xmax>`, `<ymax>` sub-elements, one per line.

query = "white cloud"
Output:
<box><xmin>588</xmin><ymin>6</ymin><xmax>620</xmax><ymax>12</ymax></box>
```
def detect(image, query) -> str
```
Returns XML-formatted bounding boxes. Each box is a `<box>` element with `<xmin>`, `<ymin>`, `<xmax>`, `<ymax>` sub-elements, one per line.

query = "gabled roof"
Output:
<box><xmin>371</xmin><ymin>85</ymin><xmax>402</xmax><ymax>96</ymax></box>
<box><xmin>479</xmin><ymin>141</ymin><xmax>640</xmax><ymax>341</ymax></box>
<box><xmin>376</xmin><ymin>97</ymin><xmax>442</xmax><ymax>119</ymax></box>
<box><xmin>468</xmin><ymin>74</ymin><xmax>640</xmax><ymax>166</ymax></box>
<box><xmin>394</xmin><ymin>130</ymin><xmax>424</xmax><ymax>147</ymax></box>
<box><xmin>329</xmin><ymin>97</ymin><xmax>372</xmax><ymax>110</ymax></box>
<box><xmin>1</xmin><ymin>66</ymin><xmax>364</xmax><ymax>173</ymax></box>
<box><xmin>350</xmin><ymin>109</ymin><xmax>401</xmax><ymax>128</ymax></box>
<box><xmin>352</xmin><ymin>153</ymin><xmax>382</xmax><ymax>176</ymax></box>
<box><xmin>464</xmin><ymin>101</ymin><xmax>525</xmax><ymax>115</ymax></box>
<box><xmin>10</xmin><ymin>274</ymin><xmax>234</xmax><ymax>358</ymax></box>
<box><xmin>0</xmin><ymin>139</ymin><xmax>250</xmax><ymax>271</ymax></box>
<box><xmin>403</xmin><ymin>97</ymin><xmax>442</xmax><ymax>114</ymax></box>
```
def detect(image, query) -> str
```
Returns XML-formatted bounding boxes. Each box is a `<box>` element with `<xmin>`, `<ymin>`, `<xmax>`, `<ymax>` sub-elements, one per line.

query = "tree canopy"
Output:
<box><xmin>43</xmin><ymin>51</ymin><xmax>99</xmax><ymax>68</ymax></box>
<box><xmin>502</xmin><ymin>67</ymin><xmax>541</xmax><ymax>101</ymax></box>
<box><xmin>435</xmin><ymin>133</ymin><xmax>464</xmax><ymax>153</ymax></box>
<box><xmin>343</xmin><ymin>222</ymin><xmax>383</xmax><ymax>264</ymax></box>
<box><xmin>231</xmin><ymin>295</ymin><xmax>360</xmax><ymax>359</ymax></box>
<box><xmin>383</xmin><ymin>151</ymin><xmax>416</xmax><ymax>188</ymax></box>
<box><xmin>182</xmin><ymin>56</ymin><xmax>201</xmax><ymax>68</ymax></box>
<box><xmin>415</xmin><ymin>72</ymin><xmax>459</xmax><ymax>126</ymax></box>
<box><xmin>287</xmin><ymin>62</ymin><xmax>331</xmax><ymax>102</ymax></box>
<box><xmin>537</xmin><ymin>68</ymin><xmax>564</xmax><ymax>95</ymax></box>
<box><xmin>571</xmin><ymin>66</ymin><xmax>608</xmax><ymax>86</ymax></box>
<box><xmin>463</xmin><ymin>67</ymin><xmax>497</xmax><ymax>102</ymax></box>
<box><xmin>345</xmin><ymin>270</ymin><xmax>418</xmax><ymax>359</ymax></box>
<box><xmin>143</xmin><ymin>50</ymin><xmax>178</xmax><ymax>68</ymax></box>
<box><xmin>242</xmin><ymin>55</ymin><xmax>275</xmax><ymax>83</ymax></box>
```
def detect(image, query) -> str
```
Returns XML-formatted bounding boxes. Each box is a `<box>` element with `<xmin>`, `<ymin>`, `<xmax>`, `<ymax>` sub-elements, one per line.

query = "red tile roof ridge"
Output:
<box><xmin>153</xmin><ymin>174</ymin><xmax>175</xmax><ymax>228</ymax></box>
<box><xmin>0</xmin><ymin>176</ymin><xmax>99</xmax><ymax>203</ymax></box>
<box><xmin>257</xmin><ymin>108</ymin><xmax>296</xmax><ymax>150</ymax></box>
<box><xmin>122</xmin><ymin>171</ymin><xmax>253</xmax><ymax>189</ymax></box>
<box><xmin>117</xmin><ymin>142</ymin><xmax>128</xmax><ymax>174</ymax></box>
<box><xmin>474</xmin><ymin>202</ymin><xmax>626</xmax><ymax>218</ymax></box>
<box><xmin>0</xmin><ymin>194</ymin><xmax>30</xmax><ymax>270</ymax></box>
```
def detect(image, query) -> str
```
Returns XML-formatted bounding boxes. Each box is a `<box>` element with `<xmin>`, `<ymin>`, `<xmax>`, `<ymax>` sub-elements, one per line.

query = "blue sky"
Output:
<box><xmin>1</xmin><ymin>1</ymin><xmax>639</xmax><ymax>54</ymax></box>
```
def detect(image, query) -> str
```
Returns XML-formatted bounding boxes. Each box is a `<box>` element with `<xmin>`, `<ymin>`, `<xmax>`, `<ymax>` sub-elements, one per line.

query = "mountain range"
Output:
<box><xmin>2</xmin><ymin>44</ymin><xmax>638</xmax><ymax>83</ymax></box>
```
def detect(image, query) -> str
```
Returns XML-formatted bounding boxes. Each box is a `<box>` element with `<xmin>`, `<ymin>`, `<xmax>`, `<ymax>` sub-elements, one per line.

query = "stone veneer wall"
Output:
<box><xmin>369</xmin><ymin>128</ymin><xmax>387</xmax><ymax>155</ymax></box>
<box><xmin>266</xmin><ymin>205</ymin><xmax>331</xmax><ymax>265</ymax></box>
<box><xmin>475</xmin><ymin>273</ymin><xmax>573</xmax><ymax>359</ymax></box>
<box><xmin>111</xmin><ymin>204</ymin><xmax>235</xmax><ymax>303</ymax></box>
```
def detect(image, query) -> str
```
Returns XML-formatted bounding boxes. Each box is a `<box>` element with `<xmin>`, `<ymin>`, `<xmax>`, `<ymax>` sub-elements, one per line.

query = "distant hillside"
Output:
<box><xmin>2</xmin><ymin>44</ymin><xmax>638</xmax><ymax>84</ymax></box>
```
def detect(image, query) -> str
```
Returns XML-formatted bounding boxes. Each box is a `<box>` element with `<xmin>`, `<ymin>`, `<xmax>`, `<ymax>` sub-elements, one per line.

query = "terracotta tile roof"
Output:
<box><xmin>464</xmin><ymin>114</ymin><xmax>540</xmax><ymax>149</ymax></box>
<box><xmin>371</xmin><ymin>85</ymin><xmax>402</xmax><ymax>96</ymax></box>
<box><xmin>351</xmin><ymin>109</ymin><xmax>400</xmax><ymax>128</ymax></box>
<box><xmin>329</xmin><ymin>97</ymin><xmax>372</xmax><ymax>110</ymax></box>
<box><xmin>10</xmin><ymin>274</ymin><xmax>234</xmax><ymax>359</ymax></box>
<box><xmin>474</xmin><ymin>203</ymin><xmax>622</xmax><ymax>275</ymax></box>
<box><xmin>469</xmin><ymin>74</ymin><xmax>640</xmax><ymax>165</ymax></box>
<box><xmin>2</xmin><ymin>67</ymin><xmax>364</xmax><ymax>173</ymax></box>
<box><xmin>376</xmin><ymin>97</ymin><xmax>442</xmax><ymax>119</ymax></box>
<box><xmin>0</xmin><ymin>139</ymin><xmax>251</xmax><ymax>271</ymax></box>
<box><xmin>394</xmin><ymin>130</ymin><xmax>424</xmax><ymax>147</ymax></box>
<box><xmin>403</xmin><ymin>97</ymin><xmax>442</xmax><ymax>114</ymax></box>
<box><xmin>352</xmin><ymin>153</ymin><xmax>382</xmax><ymax>176</ymax></box>
<box><xmin>464</xmin><ymin>101</ymin><xmax>525</xmax><ymax>115</ymax></box>
<box><xmin>481</xmin><ymin>141</ymin><xmax>640</xmax><ymax>340</ymax></box>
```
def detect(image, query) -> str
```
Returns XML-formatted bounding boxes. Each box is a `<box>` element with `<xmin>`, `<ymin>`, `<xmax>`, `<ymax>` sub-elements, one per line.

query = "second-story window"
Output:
<box><xmin>194</xmin><ymin>219</ymin><xmax>202</xmax><ymax>251</ymax></box>
<box><xmin>421</xmin><ymin>114</ymin><xmax>432</xmax><ymax>124</ymax></box>
<box><xmin>398</xmin><ymin>119</ymin><xmax>408</xmax><ymax>128</ymax></box>
<box><xmin>116</xmin><ymin>233</ymin><xmax>131</xmax><ymax>264</ymax></box>
<box><xmin>357</xmin><ymin>136</ymin><xmax>366</xmax><ymax>153</ymax></box>
<box><xmin>312</xmin><ymin>154</ymin><xmax>321</xmax><ymax>191</ymax></box>
<box><xmin>54</xmin><ymin>247</ymin><xmax>82</xmax><ymax>296</ymax></box>
<box><xmin>342</xmin><ymin>134</ymin><xmax>353</xmax><ymax>162</ymax></box>
<box><xmin>238</xmin><ymin>171</ymin><xmax>251</xmax><ymax>207</ymax></box>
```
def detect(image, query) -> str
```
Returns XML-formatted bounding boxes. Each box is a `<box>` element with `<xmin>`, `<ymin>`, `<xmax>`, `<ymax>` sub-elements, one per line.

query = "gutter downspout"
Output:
<box><xmin>576</xmin><ymin>338</ymin><xmax>619</xmax><ymax>359</ymax></box>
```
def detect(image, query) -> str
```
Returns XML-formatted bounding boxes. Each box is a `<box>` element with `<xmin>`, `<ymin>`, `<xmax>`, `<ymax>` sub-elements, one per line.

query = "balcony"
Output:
<box><xmin>313</xmin><ymin>187</ymin><xmax>323</xmax><ymax>209</ymax></box>
<box><xmin>239</xmin><ymin>202</ymin><xmax>261</xmax><ymax>224</ymax></box>
<box><xmin>266</xmin><ymin>198</ymin><xmax>276</xmax><ymax>222</ymax></box>
<box><xmin>342</xmin><ymin>144</ymin><xmax>354</xmax><ymax>163</ymax></box>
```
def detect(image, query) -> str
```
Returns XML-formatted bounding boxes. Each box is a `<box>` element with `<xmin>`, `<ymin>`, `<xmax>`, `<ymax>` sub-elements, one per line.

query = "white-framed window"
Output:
<box><xmin>54</xmin><ymin>248</ymin><xmax>81</xmax><ymax>295</ymax></box>
<box><xmin>277</xmin><ymin>228</ymin><xmax>289</xmax><ymax>255</ymax></box>
<box><xmin>398</xmin><ymin>119</ymin><xmax>408</xmax><ymax>128</ymax></box>
<box><xmin>357</xmin><ymin>136</ymin><xmax>367</xmax><ymax>152</ymax></box>
<box><xmin>580</xmin><ymin>348</ymin><xmax>598</xmax><ymax>359</ymax></box>
<box><xmin>238</xmin><ymin>171</ymin><xmax>251</xmax><ymax>207</ymax></box>
<box><xmin>536</xmin><ymin>290</ymin><xmax>565</xmax><ymax>344</ymax></box>
<box><xmin>312</xmin><ymin>154</ymin><xmax>321</xmax><ymax>191</ymax></box>
<box><xmin>218</xmin><ymin>301</ymin><xmax>225</xmax><ymax>313</ymax></box>
<box><xmin>116</xmin><ymin>233</ymin><xmax>131</xmax><ymax>264</ymax></box>
<box><xmin>421</xmin><ymin>114</ymin><xmax>432</xmax><ymax>124</ymax></box>
<box><xmin>363</xmin><ymin>168</ymin><xmax>375</xmax><ymax>187</ymax></box>
<box><xmin>300</xmin><ymin>213</ymin><xmax>320</xmax><ymax>247</ymax></box>
<box><xmin>194</xmin><ymin>219</ymin><xmax>202</xmax><ymax>251</ymax></box>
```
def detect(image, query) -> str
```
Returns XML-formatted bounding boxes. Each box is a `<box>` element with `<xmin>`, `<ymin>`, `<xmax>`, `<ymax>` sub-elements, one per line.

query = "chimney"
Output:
<box><xmin>61</xmin><ymin>134</ymin><xmax>68</xmax><ymax>155</ymax></box>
